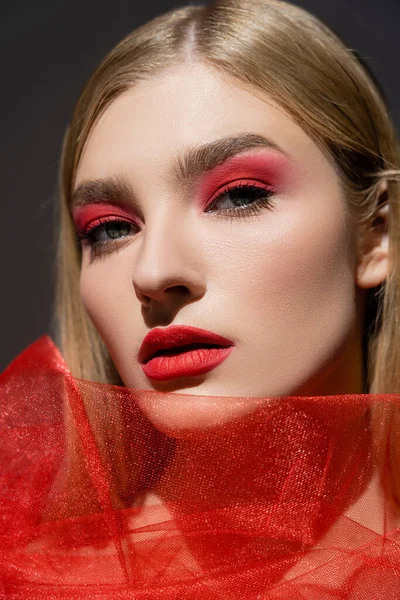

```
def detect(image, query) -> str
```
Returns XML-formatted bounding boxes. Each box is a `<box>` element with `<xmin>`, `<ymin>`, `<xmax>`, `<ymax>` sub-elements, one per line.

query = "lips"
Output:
<box><xmin>138</xmin><ymin>325</ymin><xmax>234</xmax><ymax>364</ymax></box>
<box><xmin>142</xmin><ymin>342</ymin><xmax>222</xmax><ymax>363</ymax></box>
<box><xmin>137</xmin><ymin>326</ymin><xmax>235</xmax><ymax>380</ymax></box>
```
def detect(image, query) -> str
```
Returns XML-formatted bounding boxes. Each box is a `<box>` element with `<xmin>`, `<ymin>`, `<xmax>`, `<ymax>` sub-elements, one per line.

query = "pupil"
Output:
<box><xmin>231</xmin><ymin>187</ymin><xmax>262</xmax><ymax>205</ymax></box>
<box><xmin>105</xmin><ymin>222</ymin><xmax>130</xmax><ymax>239</ymax></box>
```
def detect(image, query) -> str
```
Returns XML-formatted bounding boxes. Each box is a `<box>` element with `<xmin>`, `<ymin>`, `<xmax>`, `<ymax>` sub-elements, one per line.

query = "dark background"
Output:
<box><xmin>1</xmin><ymin>0</ymin><xmax>399</xmax><ymax>371</ymax></box>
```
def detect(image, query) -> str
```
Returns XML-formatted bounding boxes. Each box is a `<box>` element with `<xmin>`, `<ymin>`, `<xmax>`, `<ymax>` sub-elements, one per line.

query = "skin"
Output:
<box><xmin>73</xmin><ymin>61</ymin><xmax>388</xmax><ymax>433</ymax></box>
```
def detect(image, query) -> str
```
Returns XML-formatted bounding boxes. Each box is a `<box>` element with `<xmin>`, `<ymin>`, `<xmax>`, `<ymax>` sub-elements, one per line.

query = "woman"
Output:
<box><xmin>1</xmin><ymin>0</ymin><xmax>400</xmax><ymax>597</ymax></box>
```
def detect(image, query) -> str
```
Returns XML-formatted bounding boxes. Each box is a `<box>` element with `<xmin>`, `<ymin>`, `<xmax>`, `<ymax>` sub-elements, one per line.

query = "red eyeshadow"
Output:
<box><xmin>72</xmin><ymin>203</ymin><xmax>139</xmax><ymax>232</ymax></box>
<box><xmin>197</xmin><ymin>152</ymin><xmax>293</xmax><ymax>208</ymax></box>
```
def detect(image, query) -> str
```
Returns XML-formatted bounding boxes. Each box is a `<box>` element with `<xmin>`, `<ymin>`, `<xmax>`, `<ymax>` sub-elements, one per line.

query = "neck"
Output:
<box><xmin>153</xmin><ymin>395</ymin><xmax>372</xmax><ymax>584</ymax></box>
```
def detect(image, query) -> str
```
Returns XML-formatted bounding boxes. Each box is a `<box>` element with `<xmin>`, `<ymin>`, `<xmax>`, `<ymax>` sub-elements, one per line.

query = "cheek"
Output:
<box><xmin>258</xmin><ymin>218</ymin><xmax>352</xmax><ymax>315</ymax></box>
<box><xmin>223</xmin><ymin>197</ymin><xmax>353</xmax><ymax>298</ymax></box>
<box><xmin>219</xmin><ymin>195</ymin><xmax>357</xmax><ymax>377</ymax></box>
<box><xmin>79</xmin><ymin>260</ymin><xmax>136</xmax><ymax>357</ymax></box>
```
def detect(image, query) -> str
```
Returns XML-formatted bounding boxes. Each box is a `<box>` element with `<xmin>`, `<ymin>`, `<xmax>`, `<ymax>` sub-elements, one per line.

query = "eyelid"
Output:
<box><xmin>72</xmin><ymin>203</ymin><xmax>140</xmax><ymax>234</ymax></box>
<box><xmin>75</xmin><ymin>213</ymin><xmax>138</xmax><ymax>237</ymax></box>
<box><xmin>84</xmin><ymin>215</ymin><xmax>133</xmax><ymax>234</ymax></box>
<box><xmin>207</xmin><ymin>179</ymin><xmax>273</xmax><ymax>206</ymax></box>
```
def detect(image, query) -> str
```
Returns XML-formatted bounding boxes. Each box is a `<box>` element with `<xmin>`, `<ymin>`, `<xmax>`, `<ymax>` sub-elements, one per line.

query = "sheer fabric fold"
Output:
<box><xmin>1</xmin><ymin>336</ymin><xmax>400</xmax><ymax>598</ymax></box>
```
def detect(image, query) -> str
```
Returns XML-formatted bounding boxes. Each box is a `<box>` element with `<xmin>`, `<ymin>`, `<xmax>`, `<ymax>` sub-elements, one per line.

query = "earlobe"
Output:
<box><xmin>356</xmin><ymin>183</ymin><xmax>389</xmax><ymax>290</ymax></box>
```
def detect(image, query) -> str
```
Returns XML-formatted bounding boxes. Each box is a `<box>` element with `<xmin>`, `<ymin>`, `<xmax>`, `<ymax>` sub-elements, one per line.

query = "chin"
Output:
<box><xmin>133</xmin><ymin>389</ymin><xmax>269</xmax><ymax>438</ymax></box>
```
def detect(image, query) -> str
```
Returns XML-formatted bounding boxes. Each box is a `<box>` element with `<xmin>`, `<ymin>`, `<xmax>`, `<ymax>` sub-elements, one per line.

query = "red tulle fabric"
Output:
<box><xmin>2</xmin><ymin>336</ymin><xmax>400</xmax><ymax>598</ymax></box>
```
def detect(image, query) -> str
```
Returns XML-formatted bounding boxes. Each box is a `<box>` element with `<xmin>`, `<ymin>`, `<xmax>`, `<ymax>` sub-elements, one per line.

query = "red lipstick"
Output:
<box><xmin>138</xmin><ymin>325</ymin><xmax>235</xmax><ymax>381</ymax></box>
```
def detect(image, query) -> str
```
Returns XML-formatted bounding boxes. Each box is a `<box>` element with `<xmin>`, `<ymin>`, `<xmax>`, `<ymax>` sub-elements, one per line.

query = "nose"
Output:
<box><xmin>131</xmin><ymin>213</ymin><xmax>206</xmax><ymax>313</ymax></box>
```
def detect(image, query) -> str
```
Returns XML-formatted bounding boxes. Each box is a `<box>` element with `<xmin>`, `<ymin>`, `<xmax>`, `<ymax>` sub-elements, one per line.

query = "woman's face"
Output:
<box><xmin>73</xmin><ymin>62</ymin><xmax>365</xmax><ymax>430</ymax></box>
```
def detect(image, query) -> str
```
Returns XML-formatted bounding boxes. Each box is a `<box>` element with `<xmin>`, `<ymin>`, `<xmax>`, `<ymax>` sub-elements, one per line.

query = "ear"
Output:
<box><xmin>356</xmin><ymin>180</ymin><xmax>389</xmax><ymax>289</ymax></box>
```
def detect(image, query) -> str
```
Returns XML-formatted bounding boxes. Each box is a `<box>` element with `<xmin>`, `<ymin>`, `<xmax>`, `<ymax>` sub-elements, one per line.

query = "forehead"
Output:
<box><xmin>75</xmin><ymin>62</ymin><xmax>335</xmax><ymax>187</ymax></box>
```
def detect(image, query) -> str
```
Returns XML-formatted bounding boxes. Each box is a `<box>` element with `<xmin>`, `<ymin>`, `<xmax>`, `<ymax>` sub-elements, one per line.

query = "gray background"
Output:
<box><xmin>1</xmin><ymin>0</ymin><xmax>399</xmax><ymax>371</ymax></box>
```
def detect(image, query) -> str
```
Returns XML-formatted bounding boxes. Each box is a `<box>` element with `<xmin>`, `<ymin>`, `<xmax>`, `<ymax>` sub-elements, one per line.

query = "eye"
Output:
<box><xmin>206</xmin><ymin>181</ymin><xmax>275</xmax><ymax>217</ymax></box>
<box><xmin>86</xmin><ymin>219</ymin><xmax>134</xmax><ymax>243</ymax></box>
<box><xmin>76</xmin><ymin>216</ymin><xmax>138</xmax><ymax>261</ymax></box>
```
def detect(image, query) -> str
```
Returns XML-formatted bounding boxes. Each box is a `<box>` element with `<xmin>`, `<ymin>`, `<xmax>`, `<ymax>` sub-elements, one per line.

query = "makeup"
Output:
<box><xmin>72</xmin><ymin>203</ymin><xmax>139</xmax><ymax>234</ymax></box>
<box><xmin>198</xmin><ymin>152</ymin><xmax>293</xmax><ymax>209</ymax></box>
<box><xmin>140</xmin><ymin>346</ymin><xmax>235</xmax><ymax>381</ymax></box>
<box><xmin>77</xmin><ymin>60</ymin><xmax>361</xmax><ymax>419</ymax></box>
<box><xmin>138</xmin><ymin>325</ymin><xmax>235</xmax><ymax>381</ymax></box>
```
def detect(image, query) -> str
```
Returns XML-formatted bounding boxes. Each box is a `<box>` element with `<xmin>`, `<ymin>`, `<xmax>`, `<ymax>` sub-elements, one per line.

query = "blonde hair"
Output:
<box><xmin>55</xmin><ymin>0</ymin><xmax>400</xmax><ymax>501</ymax></box>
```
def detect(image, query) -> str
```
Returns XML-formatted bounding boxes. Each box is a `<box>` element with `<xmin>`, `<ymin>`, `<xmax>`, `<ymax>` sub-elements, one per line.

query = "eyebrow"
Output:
<box><xmin>71</xmin><ymin>133</ymin><xmax>289</xmax><ymax>208</ymax></box>
<box><xmin>174</xmin><ymin>133</ymin><xmax>290</xmax><ymax>180</ymax></box>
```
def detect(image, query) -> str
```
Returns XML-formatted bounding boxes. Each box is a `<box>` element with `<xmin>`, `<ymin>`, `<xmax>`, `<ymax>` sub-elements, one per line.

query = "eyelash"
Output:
<box><xmin>77</xmin><ymin>182</ymin><xmax>275</xmax><ymax>261</ymax></box>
